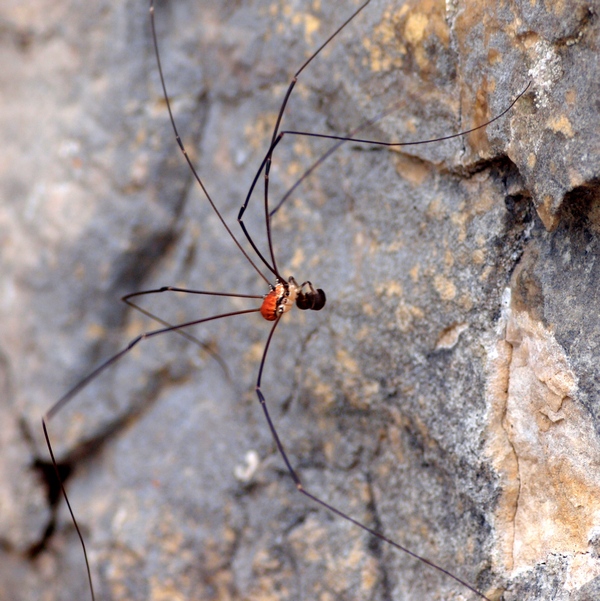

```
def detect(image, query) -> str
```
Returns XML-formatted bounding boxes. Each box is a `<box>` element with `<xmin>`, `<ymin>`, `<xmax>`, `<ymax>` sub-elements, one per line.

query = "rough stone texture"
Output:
<box><xmin>1</xmin><ymin>0</ymin><xmax>599</xmax><ymax>600</ymax></box>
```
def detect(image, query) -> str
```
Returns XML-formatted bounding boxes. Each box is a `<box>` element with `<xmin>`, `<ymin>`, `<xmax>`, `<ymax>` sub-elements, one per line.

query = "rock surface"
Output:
<box><xmin>1</xmin><ymin>0</ymin><xmax>599</xmax><ymax>600</ymax></box>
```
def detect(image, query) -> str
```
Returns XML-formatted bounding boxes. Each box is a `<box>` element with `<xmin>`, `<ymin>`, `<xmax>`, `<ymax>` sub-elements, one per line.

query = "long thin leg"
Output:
<box><xmin>149</xmin><ymin>0</ymin><xmax>270</xmax><ymax>286</ymax></box>
<box><xmin>283</xmin><ymin>80</ymin><xmax>531</xmax><ymax>150</ymax></box>
<box><xmin>122</xmin><ymin>287</ymin><xmax>264</xmax><ymax>378</ymax></box>
<box><xmin>254</xmin><ymin>319</ymin><xmax>492</xmax><ymax>601</ymax></box>
<box><xmin>232</xmin><ymin>133</ymin><xmax>286</xmax><ymax>279</ymax></box>
<box><xmin>123</xmin><ymin>286</ymin><xmax>264</xmax><ymax>302</ymax></box>
<box><xmin>45</xmin><ymin>306</ymin><xmax>261</xmax><ymax>420</ymax></box>
<box><xmin>42</xmin><ymin>419</ymin><xmax>97</xmax><ymax>601</ymax></box>
<box><xmin>237</xmin><ymin>1</ymin><xmax>373</xmax><ymax>278</ymax></box>
<box><xmin>267</xmin><ymin>81</ymin><xmax>531</xmax><ymax>217</ymax></box>
<box><xmin>43</xmin><ymin>302</ymin><xmax>264</xmax><ymax>601</ymax></box>
<box><xmin>240</xmin><ymin>73</ymin><xmax>529</xmax><ymax>266</ymax></box>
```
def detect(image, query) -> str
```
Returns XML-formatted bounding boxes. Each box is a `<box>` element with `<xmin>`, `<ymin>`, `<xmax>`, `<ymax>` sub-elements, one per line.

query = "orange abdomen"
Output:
<box><xmin>260</xmin><ymin>290</ymin><xmax>279</xmax><ymax>321</ymax></box>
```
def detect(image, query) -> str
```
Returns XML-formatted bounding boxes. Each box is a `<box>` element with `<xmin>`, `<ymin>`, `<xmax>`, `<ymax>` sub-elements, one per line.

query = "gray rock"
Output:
<box><xmin>1</xmin><ymin>0</ymin><xmax>598</xmax><ymax>600</ymax></box>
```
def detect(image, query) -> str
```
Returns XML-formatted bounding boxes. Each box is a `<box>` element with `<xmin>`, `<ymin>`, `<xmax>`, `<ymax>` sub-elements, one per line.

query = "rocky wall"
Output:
<box><xmin>1</xmin><ymin>0</ymin><xmax>599</xmax><ymax>600</ymax></box>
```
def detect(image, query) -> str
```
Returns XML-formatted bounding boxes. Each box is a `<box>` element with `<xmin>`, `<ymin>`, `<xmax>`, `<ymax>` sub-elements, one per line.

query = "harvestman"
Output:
<box><xmin>42</xmin><ymin>1</ymin><xmax>529</xmax><ymax>599</ymax></box>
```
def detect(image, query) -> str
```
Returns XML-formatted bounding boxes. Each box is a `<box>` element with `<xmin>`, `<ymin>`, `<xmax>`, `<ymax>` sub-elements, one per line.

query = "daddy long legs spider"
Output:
<box><xmin>35</xmin><ymin>1</ymin><xmax>530</xmax><ymax>600</ymax></box>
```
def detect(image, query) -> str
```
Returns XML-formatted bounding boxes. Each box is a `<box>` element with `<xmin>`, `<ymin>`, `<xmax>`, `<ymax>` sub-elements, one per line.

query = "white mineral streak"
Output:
<box><xmin>486</xmin><ymin>289</ymin><xmax>600</xmax><ymax>587</ymax></box>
